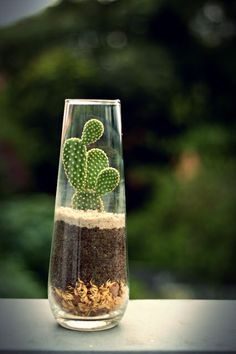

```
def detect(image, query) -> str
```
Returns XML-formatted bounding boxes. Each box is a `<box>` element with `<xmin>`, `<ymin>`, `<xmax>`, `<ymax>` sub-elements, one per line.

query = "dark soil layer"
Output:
<box><xmin>50</xmin><ymin>220</ymin><xmax>127</xmax><ymax>289</ymax></box>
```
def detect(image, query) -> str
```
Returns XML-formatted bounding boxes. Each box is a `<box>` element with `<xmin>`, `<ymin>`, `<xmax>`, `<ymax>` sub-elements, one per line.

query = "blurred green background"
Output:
<box><xmin>0</xmin><ymin>0</ymin><xmax>235</xmax><ymax>299</ymax></box>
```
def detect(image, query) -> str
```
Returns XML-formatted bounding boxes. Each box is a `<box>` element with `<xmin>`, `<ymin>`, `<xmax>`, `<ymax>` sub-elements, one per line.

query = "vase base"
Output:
<box><xmin>57</xmin><ymin>315</ymin><xmax>121</xmax><ymax>331</ymax></box>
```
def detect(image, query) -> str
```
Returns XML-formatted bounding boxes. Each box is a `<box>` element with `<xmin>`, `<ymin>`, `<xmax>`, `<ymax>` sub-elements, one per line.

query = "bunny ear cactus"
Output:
<box><xmin>81</xmin><ymin>119</ymin><xmax>104</xmax><ymax>145</ymax></box>
<box><xmin>63</xmin><ymin>138</ymin><xmax>87</xmax><ymax>190</ymax></box>
<box><xmin>86</xmin><ymin>149</ymin><xmax>109</xmax><ymax>190</ymax></box>
<box><xmin>62</xmin><ymin>118</ymin><xmax>120</xmax><ymax>211</ymax></box>
<box><xmin>72</xmin><ymin>191</ymin><xmax>103</xmax><ymax>211</ymax></box>
<box><xmin>96</xmin><ymin>168</ymin><xmax>120</xmax><ymax>196</ymax></box>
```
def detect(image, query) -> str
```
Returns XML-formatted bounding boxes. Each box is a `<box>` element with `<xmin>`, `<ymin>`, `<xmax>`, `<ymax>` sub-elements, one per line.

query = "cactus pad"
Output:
<box><xmin>72</xmin><ymin>191</ymin><xmax>104</xmax><ymax>211</ymax></box>
<box><xmin>96</xmin><ymin>167</ymin><xmax>120</xmax><ymax>196</ymax></box>
<box><xmin>62</xmin><ymin>138</ymin><xmax>87</xmax><ymax>190</ymax></box>
<box><xmin>81</xmin><ymin>119</ymin><xmax>104</xmax><ymax>145</ymax></box>
<box><xmin>87</xmin><ymin>148</ymin><xmax>109</xmax><ymax>189</ymax></box>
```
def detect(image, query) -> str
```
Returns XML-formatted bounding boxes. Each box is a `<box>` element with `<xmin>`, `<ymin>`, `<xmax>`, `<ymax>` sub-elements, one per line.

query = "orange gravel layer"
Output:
<box><xmin>52</xmin><ymin>279</ymin><xmax>127</xmax><ymax>316</ymax></box>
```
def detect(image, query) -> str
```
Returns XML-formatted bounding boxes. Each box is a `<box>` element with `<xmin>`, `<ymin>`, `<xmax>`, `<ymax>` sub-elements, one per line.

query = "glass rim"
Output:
<box><xmin>65</xmin><ymin>99</ymin><xmax>120</xmax><ymax>106</ymax></box>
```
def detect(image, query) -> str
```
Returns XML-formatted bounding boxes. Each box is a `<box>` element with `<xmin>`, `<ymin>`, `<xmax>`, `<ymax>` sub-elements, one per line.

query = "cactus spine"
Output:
<box><xmin>62</xmin><ymin>118</ymin><xmax>120</xmax><ymax>211</ymax></box>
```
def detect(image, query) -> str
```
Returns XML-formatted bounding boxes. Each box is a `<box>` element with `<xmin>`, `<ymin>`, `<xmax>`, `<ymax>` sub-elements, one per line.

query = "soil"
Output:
<box><xmin>50</xmin><ymin>219</ymin><xmax>127</xmax><ymax>290</ymax></box>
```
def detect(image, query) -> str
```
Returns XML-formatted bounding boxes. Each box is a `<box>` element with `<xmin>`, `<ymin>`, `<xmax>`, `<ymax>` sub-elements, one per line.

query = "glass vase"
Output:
<box><xmin>48</xmin><ymin>99</ymin><xmax>129</xmax><ymax>331</ymax></box>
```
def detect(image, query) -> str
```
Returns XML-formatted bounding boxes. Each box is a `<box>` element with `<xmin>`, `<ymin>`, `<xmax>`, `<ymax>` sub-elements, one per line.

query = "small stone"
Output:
<box><xmin>109</xmin><ymin>283</ymin><xmax>120</xmax><ymax>297</ymax></box>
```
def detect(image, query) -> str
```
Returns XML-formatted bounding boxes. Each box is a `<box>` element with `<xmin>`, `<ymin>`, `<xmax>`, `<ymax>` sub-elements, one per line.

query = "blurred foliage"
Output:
<box><xmin>0</xmin><ymin>0</ymin><xmax>235</xmax><ymax>298</ymax></box>
<box><xmin>0</xmin><ymin>195</ymin><xmax>53</xmax><ymax>297</ymax></box>
<box><xmin>128</xmin><ymin>158</ymin><xmax>236</xmax><ymax>283</ymax></box>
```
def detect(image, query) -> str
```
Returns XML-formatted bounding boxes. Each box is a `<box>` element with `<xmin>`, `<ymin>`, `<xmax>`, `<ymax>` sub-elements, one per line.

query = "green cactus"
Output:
<box><xmin>72</xmin><ymin>191</ymin><xmax>103</xmax><ymax>211</ymax></box>
<box><xmin>87</xmin><ymin>149</ymin><xmax>109</xmax><ymax>189</ymax></box>
<box><xmin>62</xmin><ymin>118</ymin><xmax>120</xmax><ymax>211</ymax></box>
<box><xmin>81</xmin><ymin>119</ymin><xmax>104</xmax><ymax>145</ymax></box>
<box><xmin>96</xmin><ymin>167</ymin><xmax>120</xmax><ymax>196</ymax></box>
<box><xmin>62</xmin><ymin>138</ymin><xmax>87</xmax><ymax>190</ymax></box>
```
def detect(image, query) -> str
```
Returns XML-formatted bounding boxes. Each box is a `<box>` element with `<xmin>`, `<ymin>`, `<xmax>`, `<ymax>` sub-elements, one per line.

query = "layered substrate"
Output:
<box><xmin>49</xmin><ymin>207</ymin><xmax>128</xmax><ymax>316</ymax></box>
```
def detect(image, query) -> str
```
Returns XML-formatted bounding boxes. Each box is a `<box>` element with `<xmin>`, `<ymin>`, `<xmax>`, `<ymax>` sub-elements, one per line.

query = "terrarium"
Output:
<box><xmin>48</xmin><ymin>99</ymin><xmax>128</xmax><ymax>331</ymax></box>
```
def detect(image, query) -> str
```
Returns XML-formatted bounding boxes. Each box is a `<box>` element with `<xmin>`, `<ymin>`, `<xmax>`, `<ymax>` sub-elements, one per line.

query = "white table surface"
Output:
<box><xmin>0</xmin><ymin>299</ymin><xmax>236</xmax><ymax>353</ymax></box>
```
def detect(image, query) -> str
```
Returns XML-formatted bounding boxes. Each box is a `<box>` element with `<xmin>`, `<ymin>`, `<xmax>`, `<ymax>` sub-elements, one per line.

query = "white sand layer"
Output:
<box><xmin>55</xmin><ymin>206</ymin><xmax>125</xmax><ymax>229</ymax></box>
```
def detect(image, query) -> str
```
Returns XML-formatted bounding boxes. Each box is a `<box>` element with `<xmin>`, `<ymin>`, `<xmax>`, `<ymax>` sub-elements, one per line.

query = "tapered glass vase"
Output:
<box><xmin>48</xmin><ymin>99</ymin><xmax>128</xmax><ymax>331</ymax></box>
